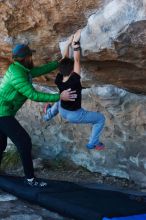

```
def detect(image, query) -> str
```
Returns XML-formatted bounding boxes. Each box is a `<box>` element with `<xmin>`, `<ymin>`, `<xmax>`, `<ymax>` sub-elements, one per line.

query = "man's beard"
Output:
<box><xmin>24</xmin><ymin>60</ymin><xmax>34</xmax><ymax>69</ymax></box>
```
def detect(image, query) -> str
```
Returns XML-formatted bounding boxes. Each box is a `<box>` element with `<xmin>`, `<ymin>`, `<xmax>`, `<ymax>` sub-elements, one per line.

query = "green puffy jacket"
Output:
<box><xmin>0</xmin><ymin>61</ymin><xmax>60</xmax><ymax>117</ymax></box>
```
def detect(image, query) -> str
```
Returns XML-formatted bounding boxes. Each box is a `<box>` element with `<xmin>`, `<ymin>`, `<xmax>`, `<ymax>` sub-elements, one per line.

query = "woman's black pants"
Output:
<box><xmin>0</xmin><ymin>116</ymin><xmax>34</xmax><ymax>178</ymax></box>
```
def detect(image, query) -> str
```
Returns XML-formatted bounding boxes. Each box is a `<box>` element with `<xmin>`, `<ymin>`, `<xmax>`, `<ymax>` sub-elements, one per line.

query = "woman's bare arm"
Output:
<box><xmin>72</xmin><ymin>30</ymin><xmax>81</xmax><ymax>75</ymax></box>
<box><xmin>62</xmin><ymin>35</ymin><xmax>74</xmax><ymax>58</ymax></box>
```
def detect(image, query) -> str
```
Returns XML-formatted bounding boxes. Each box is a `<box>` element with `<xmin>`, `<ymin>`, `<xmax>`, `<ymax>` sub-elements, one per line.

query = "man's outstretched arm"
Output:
<box><xmin>30</xmin><ymin>61</ymin><xmax>59</xmax><ymax>78</ymax></box>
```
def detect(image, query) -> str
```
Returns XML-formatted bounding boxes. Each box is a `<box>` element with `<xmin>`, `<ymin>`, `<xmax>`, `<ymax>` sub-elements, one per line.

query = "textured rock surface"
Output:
<box><xmin>80</xmin><ymin>0</ymin><xmax>146</xmax><ymax>65</ymax></box>
<box><xmin>0</xmin><ymin>0</ymin><xmax>146</xmax><ymax>93</ymax></box>
<box><xmin>0</xmin><ymin>0</ymin><xmax>102</xmax><ymax>72</ymax></box>
<box><xmin>60</xmin><ymin>0</ymin><xmax>146</xmax><ymax>93</ymax></box>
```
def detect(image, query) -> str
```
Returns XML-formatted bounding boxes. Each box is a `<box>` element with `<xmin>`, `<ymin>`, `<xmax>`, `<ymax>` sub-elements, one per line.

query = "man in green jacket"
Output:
<box><xmin>0</xmin><ymin>44</ymin><xmax>76</xmax><ymax>187</ymax></box>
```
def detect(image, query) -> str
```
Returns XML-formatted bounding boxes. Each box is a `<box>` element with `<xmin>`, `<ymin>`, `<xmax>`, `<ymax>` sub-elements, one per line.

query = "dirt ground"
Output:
<box><xmin>39</xmin><ymin>168</ymin><xmax>138</xmax><ymax>190</ymax></box>
<box><xmin>3</xmin><ymin>157</ymin><xmax>139</xmax><ymax>191</ymax></box>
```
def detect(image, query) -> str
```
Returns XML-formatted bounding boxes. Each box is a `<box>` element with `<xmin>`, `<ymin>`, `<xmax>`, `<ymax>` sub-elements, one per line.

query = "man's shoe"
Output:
<box><xmin>24</xmin><ymin>178</ymin><xmax>47</xmax><ymax>187</ymax></box>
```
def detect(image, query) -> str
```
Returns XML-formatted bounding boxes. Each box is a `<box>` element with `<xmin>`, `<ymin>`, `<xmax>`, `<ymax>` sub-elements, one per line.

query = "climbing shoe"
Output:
<box><xmin>94</xmin><ymin>143</ymin><xmax>105</xmax><ymax>151</ymax></box>
<box><xmin>86</xmin><ymin>142</ymin><xmax>105</xmax><ymax>150</ymax></box>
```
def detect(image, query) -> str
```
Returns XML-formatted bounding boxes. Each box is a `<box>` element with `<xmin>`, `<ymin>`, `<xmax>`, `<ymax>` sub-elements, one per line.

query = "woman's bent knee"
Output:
<box><xmin>97</xmin><ymin>112</ymin><xmax>106</xmax><ymax>125</ymax></box>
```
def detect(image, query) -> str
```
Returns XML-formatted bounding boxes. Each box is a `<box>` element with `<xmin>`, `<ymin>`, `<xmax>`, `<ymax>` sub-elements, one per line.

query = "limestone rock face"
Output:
<box><xmin>0</xmin><ymin>0</ymin><xmax>146</xmax><ymax>93</ymax></box>
<box><xmin>60</xmin><ymin>0</ymin><xmax>146</xmax><ymax>93</ymax></box>
<box><xmin>0</xmin><ymin>0</ymin><xmax>102</xmax><ymax>72</ymax></box>
<box><xmin>81</xmin><ymin>0</ymin><xmax>146</xmax><ymax>64</ymax></box>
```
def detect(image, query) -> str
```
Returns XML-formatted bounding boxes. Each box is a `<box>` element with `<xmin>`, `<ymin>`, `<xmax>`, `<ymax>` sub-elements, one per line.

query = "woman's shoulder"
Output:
<box><xmin>55</xmin><ymin>72</ymin><xmax>63</xmax><ymax>85</ymax></box>
<box><xmin>71</xmin><ymin>72</ymin><xmax>81</xmax><ymax>79</ymax></box>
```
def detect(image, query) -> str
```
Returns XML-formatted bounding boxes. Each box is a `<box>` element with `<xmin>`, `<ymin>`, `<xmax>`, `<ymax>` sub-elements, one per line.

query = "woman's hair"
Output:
<box><xmin>59</xmin><ymin>57</ymin><xmax>74</xmax><ymax>76</ymax></box>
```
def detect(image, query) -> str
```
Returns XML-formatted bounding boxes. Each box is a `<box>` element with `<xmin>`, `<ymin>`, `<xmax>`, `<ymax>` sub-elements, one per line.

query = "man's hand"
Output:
<box><xmin>60</xmin><ymin>88</ymin><xmax>77</xmax><ymax>101</ymax></box>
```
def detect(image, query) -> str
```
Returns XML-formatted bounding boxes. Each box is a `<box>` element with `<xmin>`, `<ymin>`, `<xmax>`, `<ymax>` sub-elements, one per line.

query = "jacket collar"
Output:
<box><xmin>13</xmin><ymin>61</ymin><xmax>30</xmax><ymax>72</ymax></box>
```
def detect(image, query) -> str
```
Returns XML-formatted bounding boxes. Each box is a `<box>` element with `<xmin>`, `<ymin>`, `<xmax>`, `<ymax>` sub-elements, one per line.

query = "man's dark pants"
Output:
<box><xmin>0</xmin><ymin>116</ymin><xmax>34</xmax><ymax>178</ymax></box>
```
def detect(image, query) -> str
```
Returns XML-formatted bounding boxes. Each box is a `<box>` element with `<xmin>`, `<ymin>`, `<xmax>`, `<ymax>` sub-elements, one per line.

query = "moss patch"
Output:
<box><xmin>1</xmin><ymin>147</ymin><xmax>21</xmax><ymax>171</ymax></box>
